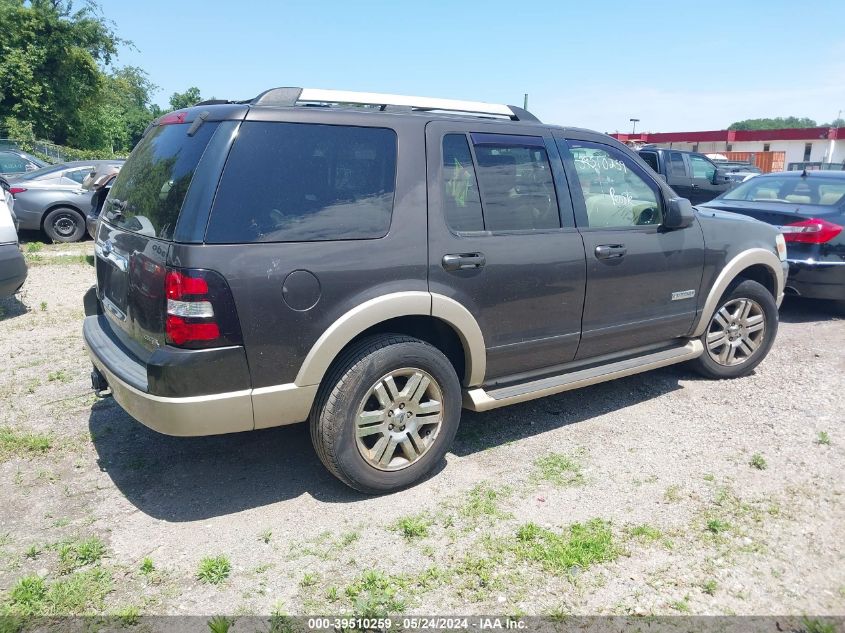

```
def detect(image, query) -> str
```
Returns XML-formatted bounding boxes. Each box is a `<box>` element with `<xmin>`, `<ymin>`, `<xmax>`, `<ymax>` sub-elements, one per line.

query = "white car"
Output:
<box><xmin>0</xmin><ymin>177</ymin><xmax>27</xmax><ymax>298</ymax></box>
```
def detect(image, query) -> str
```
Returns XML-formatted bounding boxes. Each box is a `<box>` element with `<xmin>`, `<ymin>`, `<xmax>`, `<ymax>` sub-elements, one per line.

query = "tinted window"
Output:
<box><xmin>104</xmin><ymin>122</ymin><xmax>220</xmax><ymax>239</ymax></box>
<box><xmin>472</xmin><ymin>136</ymin><xmax>559</xmax><ymax>231</ymax></box>
<box><xmin>66</xmin><ymin>168</ymin><xmax>91</xmax><ymax>184</ymax></box>
<box><xmin>567</xmin><ymin>141</ymin><xmax>662</xmax><ymax>228</ymax></box>
<box><xmin>0</xmin><ymin>153</ymin><xmax>30</xmax><ymax>174</ymax></box>
<box><xmin>442</xmin><ymin>134</ymin><xmax>484</xmax><ymax>231</ymax></box>
<box><xmin>639</xmin><ymin>152</ymin><xmax>659</xmax><ymax>172</ymax></box>
<box><xmin>689</xmin><ymin>154</ymin><xmax>716</xmax><ymax>180</ymax></box>
<box><xmin>668</xmin><ymin>152</ymin><xmax>687</xmax><ymax>177</ymax></box>
<box><xmin>207</xmin><ymin>122</ymin><xmax>396</xmax><ymax>243</ymax></box>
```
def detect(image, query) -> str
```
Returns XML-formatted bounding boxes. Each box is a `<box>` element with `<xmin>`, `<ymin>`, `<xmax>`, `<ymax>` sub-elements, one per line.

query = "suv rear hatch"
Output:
<box><xmin>95</xmin><ymin>106</ymin><xmax>245</xmax><ymax>355</ymax></box>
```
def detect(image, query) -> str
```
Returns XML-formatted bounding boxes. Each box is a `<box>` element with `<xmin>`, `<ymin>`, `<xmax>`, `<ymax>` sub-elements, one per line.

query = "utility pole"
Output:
<box><xmin>630</xmin><ymin>118</ymin><xmax>640</xmax><ymax>135</ymax></box>
<box><xmin>523</xmin><ymin>93</ymin><xmax>528</xmax><ymax>110</ymax></box>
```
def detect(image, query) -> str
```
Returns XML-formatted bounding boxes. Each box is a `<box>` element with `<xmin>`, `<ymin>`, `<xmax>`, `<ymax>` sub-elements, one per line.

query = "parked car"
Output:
<box><xmin>0</xmin><ymin>149</ymin><xmax>49</xmax><ymax>177</ymax></box>
<box><xmin>10</xmin><ymin>160</ymin><xmax>124</xmax><ymax>242</ymax></box>
<box><xmin>0</xmin><ymin>177</ymin><xmax>27</xmax><ymax>298</ymax></box>
<box><xmin>85</xmin><ymin>168</ymin><xmax>121</xmax><ymax>239</ymax></box>
<box><xmin>637</xmin><ymin>147</ymin><xmax>736</xmax><ymax>203</ymax></box>
<box><xmin>712</xmin><ymin>160</ymin><xmax>763</xmax><ymax>183</ymax></box>
<box><xmin>699</xmin><ymin>171</ymin><xmax>844</xmax><ymax>307</ymax></box>
<box><xmin>83</xmin><ymin>87</ymin><xmax>788</xmax><ymax>493</ymax></box>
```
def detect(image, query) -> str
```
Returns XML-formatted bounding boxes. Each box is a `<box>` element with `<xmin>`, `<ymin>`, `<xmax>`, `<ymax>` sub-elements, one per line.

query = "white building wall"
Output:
<box><xmin>652</xmin><ymin>138</ymin><xmax>845</xmax><ymax>166</ymax></box>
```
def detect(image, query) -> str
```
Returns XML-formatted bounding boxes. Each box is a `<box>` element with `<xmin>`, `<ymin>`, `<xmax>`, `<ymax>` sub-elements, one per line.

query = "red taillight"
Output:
<box><xmin>9</xmin><ymin>187</ymin><xmax>26</xmax><ymax>195</ymax></box>
<box><xmin>164</xmin><ymin>268</ymin><xmax>237</xmax><ymax>348</ymax></box>
<box><xmin>165</xmin><ymin>316</ymin><xmax>220</xmax><ymax>346</ymax></box>
<box><xmin>158</xmin><ymin>111</ymin><xmax>188</xmax><ymax>126</ymax></box>
<box><xmin>781</xmin><ymin>218</ymin><xmax>843</xmax><ymax>244</ymax></box>
<box><xmin>166</xmin><ymin>270</ymin><xmax>209</xmax><ymax>300</ymax></box>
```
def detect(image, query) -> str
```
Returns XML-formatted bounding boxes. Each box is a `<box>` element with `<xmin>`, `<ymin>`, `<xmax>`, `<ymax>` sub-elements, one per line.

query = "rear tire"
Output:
<box><xmin>310</xmin><ymin>334</ymin><xmax>461</xmax><ymax>494</ymax></box>
<box><xmin>690</xmin><ymin>279</ymin><xmax>778</xmax><ymax>379</ymax></box>
<box><xmin>43</xmin><ymin>207</ymin><xmax>85</xmax><ymax>243</ymax></box>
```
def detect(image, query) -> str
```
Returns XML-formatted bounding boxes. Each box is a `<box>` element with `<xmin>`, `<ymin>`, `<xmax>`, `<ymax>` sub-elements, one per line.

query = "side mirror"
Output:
<box><xmin>663</xmin><ymin>197</ymin><xmax>695</xmax><ymax>230</ymax></box>
<box><xmin>712</xmin><ymin>167</ymin><xmax>729</xmax><ymax>185</ymax></box>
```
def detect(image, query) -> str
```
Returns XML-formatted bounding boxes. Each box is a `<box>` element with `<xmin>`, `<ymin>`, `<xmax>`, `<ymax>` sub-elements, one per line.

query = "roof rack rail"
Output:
<box><xmin>249</xmin><ymin>87</ymin><xmax>540</xmax><ymax>122</ymax></box>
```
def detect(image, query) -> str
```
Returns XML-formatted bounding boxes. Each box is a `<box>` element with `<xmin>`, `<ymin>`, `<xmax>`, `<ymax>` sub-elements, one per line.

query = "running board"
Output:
<box><xmin>462</xmin><ymin>340</ymin><xmax>703</xmax><ymax>412</ymax></box>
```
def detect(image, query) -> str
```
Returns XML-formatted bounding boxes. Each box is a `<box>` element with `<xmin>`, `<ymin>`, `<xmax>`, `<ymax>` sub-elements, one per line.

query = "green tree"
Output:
<box><xmin>169</xmin><ymin>87</ymin><xmax>202</xmax><ymax>111</ymax></box>
<box><xmin>0</xmin><ymin>0</ymin><xmax>125</xmax><ymax>145</ymax></box>
<box><xmin>728</xmin><ymin>116</ymin><xmax>818</xmax><ymax>131</ymax></box>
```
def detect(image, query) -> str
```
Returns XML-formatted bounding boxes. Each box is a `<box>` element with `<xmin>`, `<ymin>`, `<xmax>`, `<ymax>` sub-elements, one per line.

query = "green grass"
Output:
<box><xmin>0</xmin><ymin>427</ymin><xmax>52</xmax><ymax>462</ymax></box>
<box><xmin>25</xmin><ymin>242</ymin><xmax>44</xmax><ymax>253</ymax></box>
<box><xmin>816</xmin><ymin>431</ymin><xmax>831</xmax><ymax>446</ymax></box>
<box><xmin>115</xmin><ymin>605</ymin><xmax>140</xmax><ymax>626</ymax></box>
<box><xmin>3</xmin><ymin>568</ymin><xmax>113</xmax><ymax>616</ymax></box>
<box><xmin>702</xmin><ymin>579</ymin><xmax>718</xmax><ymax>595</ymax></box>
<box><xmin>25</xmin><ymin>254</ymin><xmax>90</xmax><ymax>267</ymax></box>
<box><xmin>626</xmin><ymin>524</ymin><xmax>662</xmax><ymax>542</ymax></box>
<box><xmin>300</xmin><ymin>572</ymin><xmax>318</xmax><ymax>587</ymax></box>
<box><xmin>196</xmin><ymin>555</ymin><xmax>231</xmax><ymax>585</ymax></box>
<box><xmin>533</xmin><ymin>453</ymin><xmax>583</xmax><ymax>486</ymax></box>
<box><xmin>57</xmin><ymin>537</ymin><xmax>105</xmax><ymax>573</ymax></box>
<box><xmin>749</xmin><ymin>453</ymin><xmax>767</xmax><ymax>470</ymax></box>
<box><xmin>259</xmin><ymin>529</ymin><xmax>272</xmax><ymax>544</ymax></box>
<box><xmin>393</xmin><ymin>514</ymin><xmax>432</xmax><ymax>540</ymax></box>
<box><xmin>39</xmin><ymin>301</ymin><xmax>47</xmax><ymax>311</ymax></box>
<box><xmin>140</xmin><ymin>557</ymin><xmax>154</xmax><ymax>575</ymax></box>
<box><xmin>669</xmin><ymin>596</ymin><xmax>691</xmax><ymax>612</ymax></box>
<box><xmin>207</xmin><ymin>615</ymin><xmax>234</xmax><ymax>633</ymax></box>
<box><xmin>706</xmin><ymin>519</ymin><xmax>731</xmax><ymax>534</ymax></box>
<box><xmin>47</xmin><ymin>370</ymin><xmax>70</xmax><ymax>383</ymax></box>
<box><xmin>326</xmin><ymin>586</ymin><xmax>339</xmax><ymax>602</ymax></box>
<box><xmin>345</xmin><ymin>570</ymin><xmax>406</xmax><ymax>618</ymax></box>
<box><xmin>664</xmin><ymin>485</ymin><xmax>682</xmax><ymax>502</ymax></box>
<box><xmin>802</xmin><ymin>618</ymin><xmax>836</xmax><ymax>633</ymax></box>
<box><xmin>460</xmin><ymin>483</ymin><xmax>512</xmax><ymax>521</ymax></box>
<box><xmin>514</xmin><ymin>519</ymin><xmax>618</xmax><ymax>574</ymax></box>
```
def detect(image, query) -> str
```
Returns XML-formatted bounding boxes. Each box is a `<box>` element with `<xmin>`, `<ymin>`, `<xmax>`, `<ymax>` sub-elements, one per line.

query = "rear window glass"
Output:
<box><xmin>103</xmin><ymin>122</ymin><xmax>220</xmax><ymax>240</ymax></box>
<box><xmin>723</xmin><ymin>176</ymin><xmax>845</xmax><ymax>205</ymax></box>
<box><xmin>206</xmin><ymin>122</ymin><xmax>397</xmax><ymax>243</ymax></box>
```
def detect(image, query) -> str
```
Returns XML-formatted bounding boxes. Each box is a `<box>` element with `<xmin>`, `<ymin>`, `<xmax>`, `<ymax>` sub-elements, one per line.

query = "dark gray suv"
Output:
<box><xmin>83</xmin><ymin>88</ymin><xmax>788</xmax><ymax>493</ymax></box>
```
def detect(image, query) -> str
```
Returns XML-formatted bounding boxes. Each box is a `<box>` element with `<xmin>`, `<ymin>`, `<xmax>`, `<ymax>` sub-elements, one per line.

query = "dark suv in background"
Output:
<box><xmin>84</xmin><ymin>88</ymin><xmax>788</xmax><ymax>493</ymax></box>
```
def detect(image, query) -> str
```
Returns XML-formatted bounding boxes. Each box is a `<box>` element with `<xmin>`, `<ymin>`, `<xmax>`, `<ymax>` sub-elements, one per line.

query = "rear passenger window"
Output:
<box><xmin>206</xmin><ymin>122</ymin><xmax>397</xmax><ymax>243</ymax></box>
<box><xmin>442</xmin><ymin>134</ymin><xmax>484</xmax><ymax>231</ymax></box>
<box><xmin>669</xmin><ymin>152</ymin><xmax>687</xmax><ymax>177</ymax></box>
<box><xmin>471</xmin><ymin>135</ymin><xmax>560</xmax><ymax>231</ymax></box>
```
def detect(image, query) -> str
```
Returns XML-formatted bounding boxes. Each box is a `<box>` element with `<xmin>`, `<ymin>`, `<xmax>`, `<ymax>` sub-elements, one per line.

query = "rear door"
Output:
<box><xmin>664</xmin><ymin>151</ymin><xmax>696</xmax><ymax>201</ymax></box>
<box><xmin>426</xmin><ymin>121</ymin><xmax>586</xmax><ymax>384</ymax></box>
<box><xmin>96</xmin><ymin>113</ymin><xmax>242</xmax><ymax>354</ymax></box>
<box><xmin>556</xmin><ymin>134</ymin><xmax>705</xmax><ymax>359</ymax></box>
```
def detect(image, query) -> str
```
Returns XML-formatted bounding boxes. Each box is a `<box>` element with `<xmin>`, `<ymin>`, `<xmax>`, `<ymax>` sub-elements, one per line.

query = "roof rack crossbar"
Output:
<box><xmin>250</xmin><ymin>87</ymin><xmax>540</xmax><ymax>122</ymax></box>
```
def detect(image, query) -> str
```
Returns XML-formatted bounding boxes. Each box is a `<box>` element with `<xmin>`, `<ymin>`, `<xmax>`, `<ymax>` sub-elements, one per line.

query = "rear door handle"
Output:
<box><xmin>442</xmin><ymin>253</ymin><xmax>486</xmax><ymax>271</ymax></box>
<box><xmin>595</xmin><ymin>244</ymin><xmax>627</xmax><ymax>260</ymax></box>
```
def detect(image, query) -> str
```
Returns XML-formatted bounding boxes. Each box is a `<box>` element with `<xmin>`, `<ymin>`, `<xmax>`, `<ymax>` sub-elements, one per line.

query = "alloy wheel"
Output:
<box><xmin>705</xmin><ymin>298</ymin><xmax>766</xmax><ymax>367</ymax></box>
<box><xmin>355</xmin><ymin>368</ymin><xmax>444</xmax><ymax>471</ymax></box>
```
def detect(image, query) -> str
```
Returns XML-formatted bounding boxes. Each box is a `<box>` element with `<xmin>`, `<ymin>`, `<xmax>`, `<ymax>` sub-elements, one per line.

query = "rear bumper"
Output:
<box><xmin>785</xmin><ymin>259</ymin><xmax>845</xmax><ymax>301</ymax></box>
<box><xmin>0</xmin><ymin>242</ymin><xmax>27</xmax><ymax>298</ymax></box>
<box><xmin>82</xmin><ymin>311</ymin><xmax>316</xmax><ymax>436</ymax></box>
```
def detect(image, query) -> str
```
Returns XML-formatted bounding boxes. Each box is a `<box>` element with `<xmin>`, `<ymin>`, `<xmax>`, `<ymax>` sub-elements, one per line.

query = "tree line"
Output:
<box><xmin>0</xmin><ymin>0</ymin><xmax>206</xmax><ymax>159</ymax></box>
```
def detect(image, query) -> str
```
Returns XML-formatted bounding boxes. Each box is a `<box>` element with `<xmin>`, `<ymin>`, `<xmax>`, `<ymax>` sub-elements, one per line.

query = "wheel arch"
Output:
<box><xmin>294</xmin><ymin>292</ymin><xmax>486</xmax><ymax>389</ymax></box>
<box><xmin>691</xmin><ymin>248</ymin><xmax>784</xmax><ymax>337</ymax></box>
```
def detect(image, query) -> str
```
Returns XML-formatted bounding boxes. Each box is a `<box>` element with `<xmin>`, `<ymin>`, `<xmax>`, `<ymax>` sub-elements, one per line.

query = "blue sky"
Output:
<box><xmin>99</xmin><ymin>0</ymin><xmax>845</xmax><ymax>133</ymax></box>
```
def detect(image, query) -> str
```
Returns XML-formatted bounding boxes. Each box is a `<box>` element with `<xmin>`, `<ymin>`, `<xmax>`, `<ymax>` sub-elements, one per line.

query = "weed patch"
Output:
<box><xmin>533</xmin><ymin>452</ymin><xmax>583</xmax><ymax>486</ymax></box>
<box><xmin>393</xmin><ymin>514</ymin><xmax>432</xmax><ymax>540</ymax></box>
<box><xmin>196</xmin><ymin>555</ymin><xmax>231</xmax><ymax>585</ymax></box>
<box><xmin>0</xmin><ymin>427</ymin><xmax>52</xmax><ymax>462</ymax></box>
<box><xmin>514</xmin><ymin>519</ymin><xmax>618</xmax><ymax>574</ymax></box>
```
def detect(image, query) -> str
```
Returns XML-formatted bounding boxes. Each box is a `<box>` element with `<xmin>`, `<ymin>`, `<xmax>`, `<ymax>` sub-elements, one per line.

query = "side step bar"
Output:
<box><xmin>462</xmin><ymin>340</ymin><xmax>703</xmax><ymax>412</ymax></box>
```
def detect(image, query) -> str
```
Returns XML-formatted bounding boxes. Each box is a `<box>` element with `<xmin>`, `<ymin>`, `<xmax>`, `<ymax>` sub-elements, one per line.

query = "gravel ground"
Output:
<box><xmin>0</xmin><ymin>240</ymin><xmax>843</xmax><ymax>618</ymax></box>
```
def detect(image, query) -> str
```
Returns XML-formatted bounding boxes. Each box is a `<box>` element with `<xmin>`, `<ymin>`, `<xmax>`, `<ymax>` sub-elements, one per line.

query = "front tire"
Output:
<box><xmin>310</xmin><ymin>334</ymin><xmax>461</xmax><ymax>494</ymax></box>
<box><xmin>43</xmin><ymin>207</ymin><xmax>85</xmax><ymax>243</ymax></box>
<box><xmin>690</xmin><ymin>279</ymin><xmax>778</xmax><ymax>379</ymax></box>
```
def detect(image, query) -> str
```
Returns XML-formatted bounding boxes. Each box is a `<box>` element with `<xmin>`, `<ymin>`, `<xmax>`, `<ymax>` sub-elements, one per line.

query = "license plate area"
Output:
<box><xmin>95</xmin><ymin>245</ymin><xmax>130</xmax><ymax>319</ymax></box>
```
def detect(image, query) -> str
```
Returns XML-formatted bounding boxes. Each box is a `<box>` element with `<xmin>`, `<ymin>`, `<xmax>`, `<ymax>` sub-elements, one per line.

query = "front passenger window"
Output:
<box><xmin>566</xmin><ymin>141</ymin><xmax>662</xmax><ymax>228</ymax></box>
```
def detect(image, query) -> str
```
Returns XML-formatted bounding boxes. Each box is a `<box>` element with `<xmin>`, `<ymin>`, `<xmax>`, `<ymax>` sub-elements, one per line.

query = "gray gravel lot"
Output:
<box><xmin>0</xmin><ymin>242</ymin><xmax>843</xmax><ymax>618</ymax></box>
